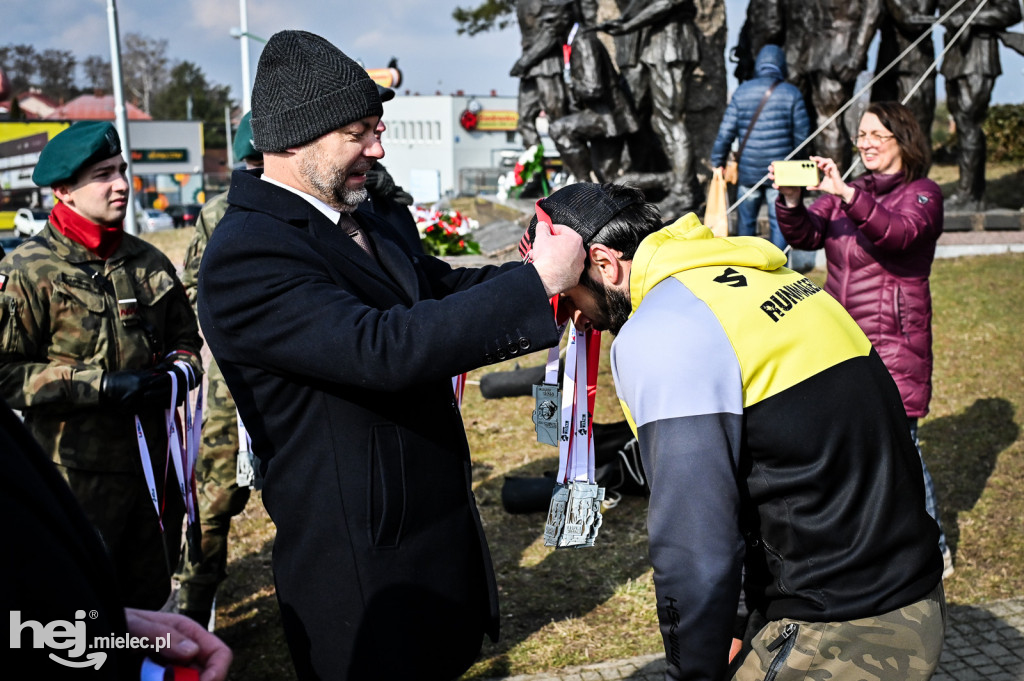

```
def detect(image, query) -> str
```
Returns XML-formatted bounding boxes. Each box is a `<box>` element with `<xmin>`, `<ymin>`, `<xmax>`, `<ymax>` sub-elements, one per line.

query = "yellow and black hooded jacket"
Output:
<box><xmin>611</xmin><ymin>215</ymin><xmax>942</xmax><ymax>680</ymax></box>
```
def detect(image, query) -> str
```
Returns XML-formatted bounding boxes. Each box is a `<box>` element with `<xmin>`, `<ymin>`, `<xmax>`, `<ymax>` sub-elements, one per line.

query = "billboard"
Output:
<box><xmin>0</xmin><ymin>122</ymin><xmax>71</xmax><ymax>229</ymax></box>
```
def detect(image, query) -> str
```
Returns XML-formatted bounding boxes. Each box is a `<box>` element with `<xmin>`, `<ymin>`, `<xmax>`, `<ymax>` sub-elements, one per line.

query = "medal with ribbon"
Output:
<box><xmin>524</xmin><ymin>200</ymin><xmax>605</xmax><ymax>549</ymax></box>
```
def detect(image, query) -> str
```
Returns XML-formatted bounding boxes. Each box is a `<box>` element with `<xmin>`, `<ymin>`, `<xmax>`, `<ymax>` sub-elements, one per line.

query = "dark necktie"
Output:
<box><xmin>338</xmin><ymin>214</ymin><xmax>377</xmax><ymax>261</ymax></box>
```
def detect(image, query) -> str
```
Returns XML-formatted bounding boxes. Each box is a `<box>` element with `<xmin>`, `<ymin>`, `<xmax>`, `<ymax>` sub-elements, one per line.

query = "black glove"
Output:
<box><xmin>100</xmin><ymin>369</ymin><xmax>173</xmax><ymax>413</ymax></box>
<box><xmin>158</xmin><ymin>361</ymin><xmax>196</xmax><ymax>395</ymax></box>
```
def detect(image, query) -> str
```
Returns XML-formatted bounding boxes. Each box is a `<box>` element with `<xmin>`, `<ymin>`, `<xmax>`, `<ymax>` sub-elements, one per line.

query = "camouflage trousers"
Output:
<box><xmin>59</xmin><ymin>464</ymin><xmax>184</xmax><ymax>611</ymax></box>
<box><xmin>732</xmin><ymin>583</ymin><xmax>946</xmax><ymax>681</ymax></box>
<box><xmin>176</xmin><ymin>356</ymin><xmax>251</xmax><ymax>614</ymax></box>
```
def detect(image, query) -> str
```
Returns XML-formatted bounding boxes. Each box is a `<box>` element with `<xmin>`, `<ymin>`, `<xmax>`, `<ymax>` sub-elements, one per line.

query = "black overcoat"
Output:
<box><xmin>198</xmin><ymin>169</ymin><xmax>560</xmax><ymax>680</ymax></box>
<box><xmin>2</xmin><ymin>398</ymin><xmax>136</xmax><ymax>679</ymax></box>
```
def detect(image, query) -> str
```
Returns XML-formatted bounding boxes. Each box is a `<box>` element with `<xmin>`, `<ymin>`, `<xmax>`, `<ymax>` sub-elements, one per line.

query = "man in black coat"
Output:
<box><xmin>197</xmin><ymin>30</ymin><xmax>585</xmax><ymax>681</ymax></box>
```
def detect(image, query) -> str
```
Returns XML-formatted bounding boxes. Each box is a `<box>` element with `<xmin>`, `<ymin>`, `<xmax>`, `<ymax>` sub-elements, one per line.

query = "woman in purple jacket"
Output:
<box><xmin>772</xmin><ymin>101</ymin><xmax>952</xmax><ymax>576</ymax></box>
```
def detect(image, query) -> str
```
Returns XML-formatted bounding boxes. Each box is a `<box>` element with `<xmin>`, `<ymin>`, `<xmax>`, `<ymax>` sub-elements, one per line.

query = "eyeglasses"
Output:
<box><xmin>855</xmin><ymin>131</ymin><xmax>895</xmax><ymax>145</ymax></box>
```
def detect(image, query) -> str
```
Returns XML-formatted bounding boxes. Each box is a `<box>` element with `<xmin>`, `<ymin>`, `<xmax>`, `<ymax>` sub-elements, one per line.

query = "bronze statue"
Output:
<box><xmin>598</xmin><ymin>0</ymin><xmax>702</xmax><ymax>215</ymax></box>
<box><xmin>547</xmin><ymin>26</ymin><xmax>640</xmax><ymax>182</ymax></box>
<box><xmin>510</xmin><ymin>0</ymin><xmax>575</xmax><ymax>148</ymax></box>
<box><xmin>938</xmin><ymin>0</ymin><xmax>1022</xmax><ymax>209</ymax></box>
<box><xmin>686</xmin><ymin>0</ymin><xmax>729</xmax><ymax>184</ymax></box>
<box><xmin>763</xmin><ymin>0</ymin><xmax>884</xmax><ymax>171</ymax></box>
<box><xmin>732</xmin><ymin>0</ymin><xmax>784</xmax><ymax>82</ymax></box>
<box><xmin>872</xmin><ymin>0</ymin><xmax>938</xmax><ymax>145</ymax></box>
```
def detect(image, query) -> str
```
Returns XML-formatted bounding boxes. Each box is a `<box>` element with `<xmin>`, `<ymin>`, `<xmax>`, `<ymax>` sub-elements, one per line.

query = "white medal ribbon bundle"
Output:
<box><xmin>534</xmin><ymin>322</ymin><xmax>605</xmax><ymax>549</ymax></box>
<box><xmin>133</xmin><ymin>358</ymin><xmax>203</xmax><ymax>543</ymax></box>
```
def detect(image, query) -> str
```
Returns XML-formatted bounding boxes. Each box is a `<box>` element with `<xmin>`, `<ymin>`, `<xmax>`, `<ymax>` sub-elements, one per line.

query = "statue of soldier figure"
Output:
<box><xmin>938</xmin><ymin>0</ymin><xmax>1022</xmax><ymax>210</ymax></box>
<box><xmin>769</xmin><ymin>0</ymin><xmax>884</xmax><ymax>172</ymax></box>
<box><xmin>547</xmin><ymin>3</ymin><xmax>640</xmax><ymax>183</ymax></box>
<box><xmin>686</xmin><ymin>0</ymin><xmax>730</xmax><ymax>181</ymax></box>
<box><xmin>872</xmin><ymin>0</ymin><xmax>939</xmax><ymax>147</ymax></box>
<box><xmin>598</xmin><ymin>0</ymin><xmax>702</xmax><ymax>215</ymax></box>
<box><xmin>510</xmin><ymin>0</ymin><xmax>574</xmax><ymax>149</ymax></box>
<box><xmin>509</xmin><ymin>0</ymin><xmax>727</xmax><ymax>215</ymax></box>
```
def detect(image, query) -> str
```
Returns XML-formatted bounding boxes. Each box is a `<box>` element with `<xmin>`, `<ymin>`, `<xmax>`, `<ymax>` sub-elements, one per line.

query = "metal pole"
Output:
<box><xmin>240</xmin><ymin>0</ymin><xmax>251</xmax><ymax>114</ymax></box>
<box><xmin>225</xmin><ymin>105</ymin><xmax>235</xmax><ymax>168</ymax></box>
<box><xmin>107</xmin><ymin>0</ymin><xmax>137</xmax><ymax>234</ymax></box>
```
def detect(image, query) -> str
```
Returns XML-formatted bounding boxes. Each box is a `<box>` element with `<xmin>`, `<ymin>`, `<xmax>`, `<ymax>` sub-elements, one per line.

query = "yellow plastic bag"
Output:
<box><xmin>704</xmin><ymin>167</ymin><xmax>729</xmax><ymax>238</ymax></box>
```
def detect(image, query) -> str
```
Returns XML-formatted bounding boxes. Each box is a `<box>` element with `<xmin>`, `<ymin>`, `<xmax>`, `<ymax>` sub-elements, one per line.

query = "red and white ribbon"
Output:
<box><xmin>555</xmin><ymin>322</ymin><xmax>600</xmax><ymax>485</ymax></box>
<box><xmin>452</xmin><ymin>373</ymin><xmax>467</xmax><ymax>408</ymax></box>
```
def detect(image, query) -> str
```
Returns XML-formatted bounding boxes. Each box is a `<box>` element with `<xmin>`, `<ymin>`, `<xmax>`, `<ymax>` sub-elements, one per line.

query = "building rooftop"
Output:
<box><xmin>46</xmin><ymin>94</ymin><xmax>151</xmax><ymax>121</ymax></box>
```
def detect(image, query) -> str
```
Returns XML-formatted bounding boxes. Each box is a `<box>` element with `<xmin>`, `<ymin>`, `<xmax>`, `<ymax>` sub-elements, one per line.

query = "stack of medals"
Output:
<box><xmin>533</xmin><ymin>323</ymin><xmax>605</xmax><ymax>548</ymax></box>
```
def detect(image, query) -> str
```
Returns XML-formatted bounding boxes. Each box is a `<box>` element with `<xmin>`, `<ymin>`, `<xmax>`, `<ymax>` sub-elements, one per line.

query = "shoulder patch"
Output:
<box><xmin>917</xmin><ymin>194</ymin><xmax>929</xmax><ymax>204</ymax></box>
<box><xmin>0</xmin><ymin>273</ymin><xmax>6</xmax><ymax>292</ymax></box>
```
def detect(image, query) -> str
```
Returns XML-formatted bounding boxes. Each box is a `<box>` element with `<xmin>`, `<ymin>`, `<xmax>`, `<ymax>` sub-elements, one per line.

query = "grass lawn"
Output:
<box><xmin>143</xmin><ymin>224</ymin><xmax>1024</xmax><ymax>681</ymax></box>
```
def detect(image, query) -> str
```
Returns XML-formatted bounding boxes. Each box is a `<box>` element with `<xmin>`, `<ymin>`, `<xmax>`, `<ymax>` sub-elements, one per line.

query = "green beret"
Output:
<box><xmin>32</xmin><ymin>121</ymin><xmax>122</xmax><ymax>187</ymax></box>
<box><xmin>232</xmin><ymin>112</ymin><xmax>262</xmax><ymax>163</ymax></box>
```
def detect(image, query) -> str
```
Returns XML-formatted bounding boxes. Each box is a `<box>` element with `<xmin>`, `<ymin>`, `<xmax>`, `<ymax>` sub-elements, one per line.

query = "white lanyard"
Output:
<box><xmin>556</xmin><ymin>323</ymin><xmax>597</xmax><ymax>485</ymax></box>
<box><xmin>134</xmin><ymin>415</ymin><xmax>164</xmax><ymax>532</ymax></box>
<box><xmin>167</xmin><ymin>361</ymin><xmax>201</xmax><ymax>526</ymax></box>
<box><xmin>132</xmin><ymin>361</ymin><xmax>202</xmax><ymax>530</ymax></box>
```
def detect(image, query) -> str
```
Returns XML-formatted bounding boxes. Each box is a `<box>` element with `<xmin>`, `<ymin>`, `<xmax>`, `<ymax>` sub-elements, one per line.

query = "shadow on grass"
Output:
<box><xmin>215</xmin><ymin>536</ymin><xmax>297</xmax><ymax>681</ymax></box>
<box><xmin>469</xmin><ymin>456</ymin><xmax>653</xmax><ymax>678</ymax></box>
<box><xmin>919</xmin><ymin>397</ymin><xmax>1019</xmax><ymax>558</ymax></box>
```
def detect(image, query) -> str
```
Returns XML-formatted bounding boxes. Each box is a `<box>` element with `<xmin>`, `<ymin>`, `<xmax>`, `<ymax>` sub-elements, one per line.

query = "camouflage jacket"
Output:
<box><xmin>0</xmin><ymin>223</ymin><xmax>202</xmax><ymax>472</ymax></box>
<box><xmin>181</xmin><ymin>191</ymin><xmax>229</xmax><ymax>308</ymax></box>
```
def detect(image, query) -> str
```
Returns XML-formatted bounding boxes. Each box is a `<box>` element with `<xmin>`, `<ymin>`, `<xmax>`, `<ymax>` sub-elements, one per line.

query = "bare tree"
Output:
<box><xmin>37</xmin><ymin>49</ymin><xmax>78</xmax><ymax>103</ymax></box>
<box><xmin>82</xmin><ymin>55</ymin><xmax>113</xmax><ymax>93</ymax></box>
<box><xmin>121</xmin><ymin>32</ymin><xmax>169</xmax><ymax>114</ymax></box>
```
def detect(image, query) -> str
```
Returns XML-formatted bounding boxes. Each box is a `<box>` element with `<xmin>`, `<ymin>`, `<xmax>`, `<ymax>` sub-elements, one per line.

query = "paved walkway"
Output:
<box><xmin>484</xmin><ymin>597</ymin><xmax>1024</xmax><ymax>681</ymax></box>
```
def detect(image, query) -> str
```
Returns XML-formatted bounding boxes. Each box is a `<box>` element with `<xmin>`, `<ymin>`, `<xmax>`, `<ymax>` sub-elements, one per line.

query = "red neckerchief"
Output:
<box><xmin>49</xmin><ymin>202</ymin><xmax>124</xmax><ymax>259</ymax></box>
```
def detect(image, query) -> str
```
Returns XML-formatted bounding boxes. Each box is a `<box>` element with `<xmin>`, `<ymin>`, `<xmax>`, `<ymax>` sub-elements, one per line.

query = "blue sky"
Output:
<box><xmin>4</xmin><ymin>0</ymin><xmax>1022</xmax><ymax>105</ymax></box>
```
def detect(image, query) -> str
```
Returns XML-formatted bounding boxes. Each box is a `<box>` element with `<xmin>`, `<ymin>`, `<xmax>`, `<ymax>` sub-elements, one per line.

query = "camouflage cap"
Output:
<box><xmin>32</xmin><ymin>121</ymin><xmax>122</xmax><ymax>187</ymax></box>
<box><xmin>232</xmin><ymin>112</ymin><xmax>262</xmax><ymax>163</ymax></box>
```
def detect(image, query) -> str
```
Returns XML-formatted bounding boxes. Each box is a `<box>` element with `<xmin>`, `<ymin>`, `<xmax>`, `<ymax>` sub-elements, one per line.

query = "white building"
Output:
<box><xmin>379</xmin><ymin>94</ymin><xmax>552</xmax><ymax>203</ymax></box>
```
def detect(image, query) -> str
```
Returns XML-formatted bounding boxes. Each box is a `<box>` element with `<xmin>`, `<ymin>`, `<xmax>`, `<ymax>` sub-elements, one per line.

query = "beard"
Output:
<box><xmin>581</xmin><ymin>271</ymin><xmax>633</xmax><ymax>335</ymax></box>
<box><xmin>297</xmin><ymin>141</ymin><xmax>368</xmax><ymax>212</ymax></box>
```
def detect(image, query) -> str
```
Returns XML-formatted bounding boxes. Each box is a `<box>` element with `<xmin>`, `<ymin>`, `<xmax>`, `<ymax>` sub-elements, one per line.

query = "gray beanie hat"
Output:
<box><xmin>250</xmin><ymin>30</ymin><xmax>383</xmax><ymax>152</ymax></box>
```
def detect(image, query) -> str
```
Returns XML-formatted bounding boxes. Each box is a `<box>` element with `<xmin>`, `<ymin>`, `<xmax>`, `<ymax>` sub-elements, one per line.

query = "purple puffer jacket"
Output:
<box><xmin>775</xmin><ymin>172</ymin><xmax>943</xmax><ymax>417</ymax></box>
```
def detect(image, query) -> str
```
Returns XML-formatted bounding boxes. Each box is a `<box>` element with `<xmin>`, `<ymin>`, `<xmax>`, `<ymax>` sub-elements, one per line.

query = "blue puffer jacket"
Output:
<box><xmin>711</xmin><ymin>44</ymin><xmax>811</xmax><ymax>188</ymax></box>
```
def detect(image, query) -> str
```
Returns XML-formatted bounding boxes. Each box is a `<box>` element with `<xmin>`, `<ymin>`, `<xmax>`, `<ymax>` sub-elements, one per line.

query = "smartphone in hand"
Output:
<box><xmin>773</xmin><ymin>160</ymin><xmax>819</xmax><ymax>187</ymax></box>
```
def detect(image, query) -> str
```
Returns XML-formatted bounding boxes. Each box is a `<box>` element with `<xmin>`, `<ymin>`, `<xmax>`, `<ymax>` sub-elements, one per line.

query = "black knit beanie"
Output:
<box><xmin>250</xmin><ymin>30</ymin><xmax>383</xmax><ymax>152</ymax></box>
<box><xmin>522</xmin><ymin>182</ymin><xmax>640</xmax><ymax>250</ymax></box>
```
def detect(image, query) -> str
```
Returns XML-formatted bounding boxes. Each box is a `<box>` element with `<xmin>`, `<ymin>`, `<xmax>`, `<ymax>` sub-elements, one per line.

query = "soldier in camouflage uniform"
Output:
<box><xmin>0</xmin><ymin>121</ymin><xmax>202</xmax><ymax>610</ymax></box>
<box><xmin>175</xmin><ymin>113</ymin><xmax>262</xmax><ymax>625</ymax></box>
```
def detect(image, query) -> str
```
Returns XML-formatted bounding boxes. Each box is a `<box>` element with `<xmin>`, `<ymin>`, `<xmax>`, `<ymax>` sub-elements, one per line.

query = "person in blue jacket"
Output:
<box><xmin>712</xmin><ymin>44</ymin><xmax>810</xmax><ymax>263</ymax></box>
